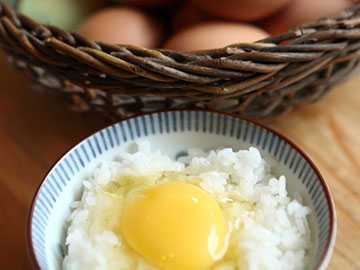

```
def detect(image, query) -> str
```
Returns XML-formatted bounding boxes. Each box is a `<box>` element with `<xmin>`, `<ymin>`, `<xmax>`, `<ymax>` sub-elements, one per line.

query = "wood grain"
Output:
<box><xmin>0</xmin><ymin>50</ymin><xmax>359</xmax><ymax>269</ymax></box>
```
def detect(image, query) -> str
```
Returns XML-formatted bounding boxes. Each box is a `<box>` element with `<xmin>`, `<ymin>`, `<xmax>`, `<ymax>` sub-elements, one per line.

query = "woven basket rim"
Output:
<box><xmin>1</xmin><ymin>0</ymin><xmax>359</xmax><ymax>52</ymax></box>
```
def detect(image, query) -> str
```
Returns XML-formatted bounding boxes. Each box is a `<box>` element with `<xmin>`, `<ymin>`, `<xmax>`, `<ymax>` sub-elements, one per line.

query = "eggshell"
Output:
<box><xmin>191</xmin><ymin>0</ymin><xmax>293</xmax><ymax>22</ymax></box>
<box><xmin>163</xmin><ymin>22</ymin><xmax>269</xmax><ymax>52</ymax></box>
<box><xmin>263</xmin><ymin>0</ymin><xmax>353</xmax><ymax>35</ymax></box>
<box><xmin>78</xmin><ymin>7</ymin><xmax>165</xmax><ymax>48</ymax></box>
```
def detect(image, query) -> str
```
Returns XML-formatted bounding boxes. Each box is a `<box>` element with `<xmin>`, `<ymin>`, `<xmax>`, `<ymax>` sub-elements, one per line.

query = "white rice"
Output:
<box><xmin>63</xmin><ymin>140</ymin><xmax>312</xmax><ymax>270</ymax></box>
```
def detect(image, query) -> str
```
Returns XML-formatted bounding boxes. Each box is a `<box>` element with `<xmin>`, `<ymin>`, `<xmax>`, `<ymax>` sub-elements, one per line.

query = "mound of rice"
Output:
<box><xmin>63</xmin><ymin>140</ymin><xmax>312</xmax><ymax>270</ymax></box>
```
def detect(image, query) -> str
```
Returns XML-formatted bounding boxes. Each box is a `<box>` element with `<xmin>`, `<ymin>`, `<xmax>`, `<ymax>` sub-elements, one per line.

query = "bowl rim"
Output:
<box><xmin>26</xmin><ymin>109</ymin><xmax>337</xmax><ymax>270</ymax></box>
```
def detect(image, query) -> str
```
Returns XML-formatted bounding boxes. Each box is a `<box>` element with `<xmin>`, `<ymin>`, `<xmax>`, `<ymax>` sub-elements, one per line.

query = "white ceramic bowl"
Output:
<box><xmin>27</xmin><ymin>110</ymin><xmax>336</xmax><ymax>270</ymax></box>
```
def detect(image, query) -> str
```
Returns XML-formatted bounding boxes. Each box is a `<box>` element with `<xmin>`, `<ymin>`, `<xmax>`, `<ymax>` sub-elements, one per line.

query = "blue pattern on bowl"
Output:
<box><xmin>28</xmin><ymin>110</ymin><xmax>336</xmax><ymax>270</ymax></box>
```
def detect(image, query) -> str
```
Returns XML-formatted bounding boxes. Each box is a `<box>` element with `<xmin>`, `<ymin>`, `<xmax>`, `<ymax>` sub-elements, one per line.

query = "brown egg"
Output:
<box><xmin>263</xmin><ymin>0</ymin><xmax>353</xmax><ymax>35</ymax></box>
<box><xmin>163</xmin><ymin>22</ymin><xmax>269</xmax><ymax>52</ymax></box>
<box><xmin>78</xmin><ymin>7</ymin><xmax>165</xmax><ymax>48</ymax></box>
<box><xmin>191</xmin><ymin>0</ymin><xmax>293</xmax><ymax>22</ymax></box>
<box><xmin>172</xmin><ymin>1</ymin><xmax>210</xmax><ymax>31</ymax></box>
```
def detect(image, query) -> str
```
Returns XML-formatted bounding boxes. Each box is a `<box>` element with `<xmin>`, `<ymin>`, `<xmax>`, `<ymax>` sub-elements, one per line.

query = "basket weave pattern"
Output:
<box><xmin>1</xmin><ymin>2</ymin><xmax>360</xmax><ymax>119</ymax></box>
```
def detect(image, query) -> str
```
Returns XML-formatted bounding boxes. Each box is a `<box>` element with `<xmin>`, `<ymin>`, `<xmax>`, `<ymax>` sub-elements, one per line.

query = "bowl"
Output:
<box><xmin>27</xmin><ymin>110</ymin><xmax>337</xmax><ymax>270</ymax></box>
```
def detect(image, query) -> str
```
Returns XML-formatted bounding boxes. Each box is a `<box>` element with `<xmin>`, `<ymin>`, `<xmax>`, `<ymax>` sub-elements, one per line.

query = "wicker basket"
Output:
<box><xmin>1</xmin><ymin>1</ymin><xmax>360</xmax><ymax>120</ymax></box>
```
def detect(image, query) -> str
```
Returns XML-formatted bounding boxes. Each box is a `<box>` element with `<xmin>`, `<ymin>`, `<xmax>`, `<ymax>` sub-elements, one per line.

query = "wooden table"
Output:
<box><xmin>0</xmin><ymin>50</ymin><xmax>359</xmax><ymax>270</ymax></box>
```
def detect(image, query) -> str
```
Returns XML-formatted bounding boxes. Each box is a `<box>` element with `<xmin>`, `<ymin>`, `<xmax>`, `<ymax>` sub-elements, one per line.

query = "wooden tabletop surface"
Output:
<box><xmin>0</xmin><ymin>50</ymin><xmax>359</xmax><ymax>270</ymax></box>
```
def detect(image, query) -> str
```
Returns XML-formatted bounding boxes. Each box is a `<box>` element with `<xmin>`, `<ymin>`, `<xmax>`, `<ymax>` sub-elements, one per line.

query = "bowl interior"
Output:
<box><xmin>28</xmin><ymin>110</ymin><xmax>335</xmax><ymax>270</ymax></box>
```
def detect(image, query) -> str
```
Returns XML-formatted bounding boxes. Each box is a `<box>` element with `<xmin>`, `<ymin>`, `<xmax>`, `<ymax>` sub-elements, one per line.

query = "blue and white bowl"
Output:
<box><xmin>27</xmin><ymin>110</ymin><xmax>336</xmax><ymax>270</ymax></box>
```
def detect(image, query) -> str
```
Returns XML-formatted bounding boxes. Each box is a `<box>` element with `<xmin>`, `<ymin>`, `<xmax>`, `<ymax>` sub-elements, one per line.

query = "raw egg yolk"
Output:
<box><xmin>121</xmin><ymin>181</ymin><xmax>228</xmax><ymax>270</ymax></box>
